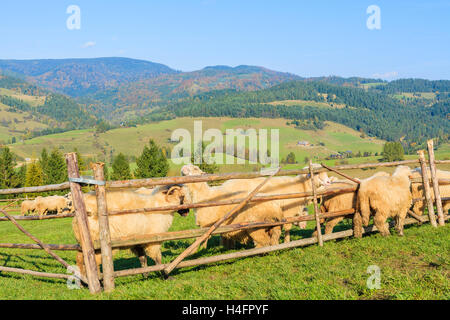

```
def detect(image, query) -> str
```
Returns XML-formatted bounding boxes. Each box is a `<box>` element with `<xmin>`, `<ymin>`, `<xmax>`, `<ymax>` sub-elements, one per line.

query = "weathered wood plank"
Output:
<box><xmin>66</xmin><ymin>153</ymin><xmax>102</xmax><ymax>294</ymax></box>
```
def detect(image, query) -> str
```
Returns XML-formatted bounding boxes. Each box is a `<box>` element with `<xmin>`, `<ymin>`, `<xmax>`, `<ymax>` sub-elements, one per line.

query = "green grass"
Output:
<box><xmin>9</xmin><ymin>117</ymin><xmax>393</xmax><ymax>172</ymax></box>
<box><xmin>0</xmin><ymin>207</ymin><xmax>448</xmax><ymax>300</ymax></box>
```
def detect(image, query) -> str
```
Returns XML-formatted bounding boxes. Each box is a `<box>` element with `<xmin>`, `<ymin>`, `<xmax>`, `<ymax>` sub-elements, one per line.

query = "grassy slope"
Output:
<box><xmin>0</xmin><ymin>89</ymin><xmax>48</xmax><ymax>143</ymax></box>
<box><xmin>0</xmin><ymin>88</ymin><xmax>46</xmax><ymax>107</ymax></box>
<box><xmin>0</xmin><ymin>206</ymin><xmax>448</xmax><ymax>300</ymax></box>
<box><xmin>9</xmin><ymin>117</ymin><xmax>386</xmax><ymax>166</ymax></box>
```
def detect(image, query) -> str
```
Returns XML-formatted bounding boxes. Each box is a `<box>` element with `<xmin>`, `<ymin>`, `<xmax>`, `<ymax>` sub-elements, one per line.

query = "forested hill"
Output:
<box><xmin>0</xmin><ymin>74</ymin><xmax>96</xmax><ymax>132</ymax></box>
<box><xmin>369</xmin><ymin>79</ymin><xmax>450</xmax><ymax>94</ymax></box>
<box><xmin>155</xmin><ymin>80</ymin><xmax>449</xmax><ymax>147</ymax></box>
<box><xmin>0</xmin><ymin>57</ymin><xmax>178</xmax><ymax>96</ymax></box>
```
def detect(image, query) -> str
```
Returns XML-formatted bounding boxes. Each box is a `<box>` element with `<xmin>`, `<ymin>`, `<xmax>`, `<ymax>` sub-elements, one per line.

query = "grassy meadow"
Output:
<box><xmin>9</xmin><ymin>117</ymin><xmax>388</xmax><ymax>169</ymax></box>
<box><xmin>0</xmin><ymin>202</ymin><xmax>448</xmax><ymax>300</ymax></box>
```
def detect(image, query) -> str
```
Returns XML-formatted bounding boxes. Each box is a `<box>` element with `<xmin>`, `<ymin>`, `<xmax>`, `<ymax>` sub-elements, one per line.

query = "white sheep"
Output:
<box><xmin>34</xmin><ymin>195</ymin><xmax>69</xmax><ymax>215</ymax></box>
<box><xmin>72</xmin><ymin>185</ymin><xmax>190</xmax><ymax>277</ymax></box>
<box><xmin>181</xmin><ymin>165</ymin><xmax>283</xmax><ymax>249</ymax></box>
<box><xmin>314</xmin><ymin>172</ymin><xmax>390</xmax><ymax>236</ymax></box>
<box><xmin>21</xmin><ymin>200</ymin><xmax>36</xmax><ymax>216</ymax></box>
<box><xmin>354</xmin><ymin>166</ymin><xmax>412</xmax><ymax>237</ymax></box>
<box><xmin>196</xmin><ymin>164</ymin><xmax>331</xmax><ymax>243</ymax></box>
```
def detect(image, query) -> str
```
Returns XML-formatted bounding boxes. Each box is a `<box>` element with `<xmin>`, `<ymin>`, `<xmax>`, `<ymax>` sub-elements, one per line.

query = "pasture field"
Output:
<box><xmin>264</xmin><ymin>99</ymin><xmax>346</xmax><ymax>109</ymax></box>
<box><xmin>0</xmin><ymin>103</ymin><xmax>49</xmax><ymax>143</ymax></box>
<box><xmin>10</xmin><ymin>117</ymin><xmax>387</xmax><ymax>166</ymax></box>
<box><xmin>0</xmin><ymin>205</ymin><xmax>448</xmax><ymax>300</ymax></box>
<box><xmin>0</xmin><ymin>88</ymin><xmax>46</xmax><ymax>107</ymax></box>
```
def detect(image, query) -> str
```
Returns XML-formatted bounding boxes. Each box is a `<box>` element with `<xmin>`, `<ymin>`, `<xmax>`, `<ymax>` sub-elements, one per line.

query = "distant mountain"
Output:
<box><xmin>0</xmin><ymin>58</ymin><xmax>303</xmax><ymax>118</ymax></box>
<box><xmin>0</xmin><ymin>57</ymin><xmax>179</xmax><ymax>96</ymax></box>
<box><xmin>82</xmin><ymin>64</ymin><xmax>302</xmax><ymax>118</ymax></box>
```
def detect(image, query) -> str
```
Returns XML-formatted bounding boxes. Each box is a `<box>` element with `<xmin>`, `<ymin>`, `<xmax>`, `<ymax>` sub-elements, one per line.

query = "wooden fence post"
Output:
<box><xmin>418</xmin><ymin>150</ymin><xmax>437</xmax><ymax>228</ymax></box>
<box><xmin>309</xmin><ymin>161</ymin><xmax>323</xmax><ymax>246</ymax></box>
<box><xmin>66</xmin><ymin>153</ymin><xmax>102</xmax><ymax>294</ymax></box>
<box><xmin>427</xmin><ymin>140</ymin><xmax>445</xmax><ymax>226</ymax></box>
<box><xmin>92</xmin><ymin>162</ymin><xmax>115</xmax><ymax>292</ymax></box>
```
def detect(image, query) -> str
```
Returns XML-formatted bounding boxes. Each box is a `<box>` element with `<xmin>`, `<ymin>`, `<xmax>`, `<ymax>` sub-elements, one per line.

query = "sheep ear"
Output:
<box><xmin>306</xmin><ymin>173</ymin><xmax>311</xmax><ymax>179</ymax></box>
<box><xmin>165</xmin><ymin>186</ymin><xmax>181</xmax><ymax>202</ymax></box>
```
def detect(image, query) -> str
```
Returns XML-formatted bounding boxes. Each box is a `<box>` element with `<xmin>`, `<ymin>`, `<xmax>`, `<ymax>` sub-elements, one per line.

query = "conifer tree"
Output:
<box><xmin>17</xmin><ymin>164</ymin><xmax>27</xmax><ymax>187</ymax></box>
<box><xmin>382</xmin><ymin>142</ymin><xmax>405</xmax><ymax>162</ymax></box>
<box><xmin>74</xmin><ymin>148</ymin><xmax>85</xmax><ymax>171</ymax></box>
<box><xmin>25</xmin><ymin>161</ymin><xmax>44</xmax><ymax>187</ymax></box>
<box><xmin>0</xmin><ymin>147</ymin><xmax>19</xmax><ymax>189</ymax></box>
<box><xmin>134</xmin><ymin>139</ymin><xmax>169</xmax><ymax>178</ymax></box>
<box><xmin>46</xmin><ymin>148</ymin><xmax>67</xmax><ymax>184</ymax></box>
<box><xmin>111</xmin><ymin>153</ymin><xmax>132</xmax><ymax>180</ymax></box>
<box><xmin>39</xmin><ymin>148</ymin><xmax>49</xmax><ymax>183</ymax></box>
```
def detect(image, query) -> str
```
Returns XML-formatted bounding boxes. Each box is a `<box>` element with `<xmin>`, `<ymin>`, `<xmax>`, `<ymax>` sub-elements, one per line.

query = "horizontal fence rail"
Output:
<box><xmin>0</xmin><ymin>213</ymin><xmax>75</xmax><ymax>222</ymax></box>
<box><xmin>0</xmin><ymin>243</ymin><xmax>80</xmax><ymax>251</ymax></box>
<box><xmin>0</xmin><ymin>159</ymin><xmax>448</xmax><ymax>197</ymax></box>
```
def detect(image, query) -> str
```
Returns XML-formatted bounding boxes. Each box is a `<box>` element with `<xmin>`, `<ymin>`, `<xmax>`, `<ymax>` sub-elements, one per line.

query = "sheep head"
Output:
<box><xmin>181</xmin><ymin>164</ymin><xmax>204</xmax><ymax>176</ymax></box>
<box><xmin>393</xmin><ymin>165</ymin><xmax>412</xmax><ymax>178</ymax></box>
<box><xmin>303</xmin><ymin>164</ymin><xmax>331</xmax><ymax>187</ymax></box>
<box><xmin>163</xmin><ymin>185</ymin><xmax>190</xmax><ymax>217</ymax></box>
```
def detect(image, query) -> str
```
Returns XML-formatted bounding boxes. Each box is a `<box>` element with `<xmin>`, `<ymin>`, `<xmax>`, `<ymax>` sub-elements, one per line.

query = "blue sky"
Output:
<box><xmin>0</xmin><ymin>0</ymin><xmax>449</xmax><ymax>79</ymax></box>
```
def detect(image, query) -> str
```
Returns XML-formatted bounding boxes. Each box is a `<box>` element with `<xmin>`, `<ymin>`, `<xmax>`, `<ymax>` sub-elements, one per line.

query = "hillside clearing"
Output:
<box><xmin>9</xmin><ymin>118</ymin><xmax>387</xmax><ymax>167</ymax></box>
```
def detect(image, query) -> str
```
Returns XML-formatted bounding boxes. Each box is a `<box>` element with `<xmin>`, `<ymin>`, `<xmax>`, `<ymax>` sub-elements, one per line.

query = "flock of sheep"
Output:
<box><xmin>21</xmin><ymin>195</ymin><xmax>72</xmax><ymax>216</ymax></box>
<box><xmin>19</xmin><ymin>164</ymin><xmax>449</xmax><ymax>278</ymax></box>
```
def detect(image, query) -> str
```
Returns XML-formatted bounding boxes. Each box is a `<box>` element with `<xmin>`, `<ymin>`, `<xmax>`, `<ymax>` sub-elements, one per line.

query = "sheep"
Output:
<box><xmin>214</xmin><ymin>164</ymin><xmax>331</xmax><ymax>242</ymax></box>
<box><xmin>313</xmin><ymin>172</ymin><xmax>390</xmax><ymax>236</ymax></box>
<box><xmin>180</xmin><ymin>165</ymin><xmax>283</xmax><ymax>249</ymax></box>
<box><xmin>410</xmin><ymin>168</ymin><xmax>450</xmax><ymax>216</ymax></box>
<box><xmin>21</xmin><ymin>200</ymin><xmax>36</xmax><ymax>216</ymax></box>
<box><xmin>72</xmin><ymin>185</ymin><xmax>190</xmax><ymax>278</ymax></box>
<box><xmin>34</xmin><ymin>195</ymin><xmax>69</xmax><ymax>215</ymax></box>
<box><xmin>354</xmin><ymin>166</ymin><xmax>412</xmax><ymax>238</ymax></box>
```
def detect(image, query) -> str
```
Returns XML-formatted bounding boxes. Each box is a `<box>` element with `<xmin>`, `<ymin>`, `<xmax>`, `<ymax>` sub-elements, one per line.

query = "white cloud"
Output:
<box><xmin>372</xmin><ymin>71</ymin><xmax>398</xmax><ymax>79</ymax></box>
<box><xmin>81</xmin><ymin>41</ymin><xmax>96</xmax><ymax>48</ymax></box>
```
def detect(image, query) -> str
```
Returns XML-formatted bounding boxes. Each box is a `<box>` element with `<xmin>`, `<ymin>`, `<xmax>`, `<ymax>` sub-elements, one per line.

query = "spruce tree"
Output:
<box><xmin>46</xmin><ymin>148</ymin><xmax>67</xmax><ymax>184</ymax></box>
<box><xmin>286</xmin><ymin>152</ymin><xmax>296</xmax><ymax>164</ymax></box>
<box><xmin>111</xmin><ymin>153</ymin><xmax>132</xmax><ymax>180</ymax></box>
<box><xmin>393</xmin><ymin>142</ymin><xmax>405</xmax><ymax>161</ymax></box>
<box><xmin>74</xmin><ymin>148</ymin><xmax>85</xmax><ymax>171</ymax></box>
<box><xmin>134</xmin><ymin>139</ymin><xmax>169</xmax><ymax>178</ymax></box>
<box><xmin>39</xmin><ymin>148</ymin><xmax>49</xmax><ymax>183</ymax></box>
<box><xmin>382</xmin><ymin>142</ymin><xmax>405</xmax><ymax>162</ymax></box>
<box><xmin>25</xmin><ymin>161</ymin><xmax>44</xmax><ymax>187</ymax></box>
<box><xmin>0</xmin><ymin>147</ymin><xmax>19</xmax><ymax>189</ymax></box>
<box><xmin>17</xmin><ymin>164</ymin><xmax>27</xmax><ymax>187</ymax></box>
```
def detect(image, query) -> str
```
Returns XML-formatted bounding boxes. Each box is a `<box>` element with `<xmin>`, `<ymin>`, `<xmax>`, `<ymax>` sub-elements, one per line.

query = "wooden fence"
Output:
<box><xmin>0</xmin><ymin>139</ymin><xmax>449</xmax><ymax>294</ymax></box>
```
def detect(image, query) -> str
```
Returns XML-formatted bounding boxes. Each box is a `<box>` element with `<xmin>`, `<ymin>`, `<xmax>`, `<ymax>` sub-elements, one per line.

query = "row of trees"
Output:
<box><xmin>0</xmin><ymin>146</ymin><xmax>69</xmax><ymax>191</ymax></box>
